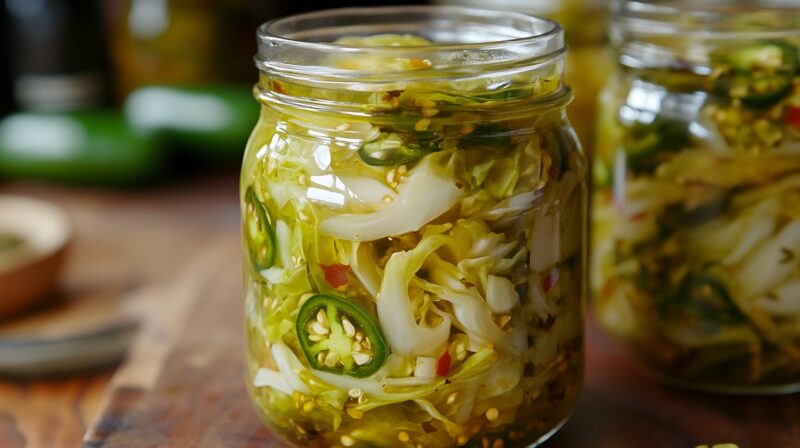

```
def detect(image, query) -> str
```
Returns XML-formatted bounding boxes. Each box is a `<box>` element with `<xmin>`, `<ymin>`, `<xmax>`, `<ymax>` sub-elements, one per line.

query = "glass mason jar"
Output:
<box><xmin>592</xmin><ymin>0</ymin><xmax>800</xmax><ymax>394</ymax></box>
<box><xmin>436</xmin><ymin>0</ymin><xmax>611</xmax><ymax>154</ymax></box>
<box><xmin>242</xmin><ymin>6</ymin><xmax>586</xmax><ymax>447</ymax></box>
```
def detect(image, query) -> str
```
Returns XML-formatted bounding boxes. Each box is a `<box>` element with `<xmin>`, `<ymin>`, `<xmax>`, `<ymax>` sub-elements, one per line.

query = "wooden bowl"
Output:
<box><xmin>0</xmin><ymin>195</ymin><xmax>70</xmax><ymax>320</ymax></box>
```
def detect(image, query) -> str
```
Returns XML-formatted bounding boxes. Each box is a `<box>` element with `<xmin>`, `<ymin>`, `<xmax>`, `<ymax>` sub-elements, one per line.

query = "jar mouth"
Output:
<box><xmin>437</xmin><ymin>0</ymin><xmax>608</xmax><ymax>15</ymax></box>
<box><xmin>261</xmin><ymin>6</ymin><xmax>561</xmax><ymax>50</ymax></box>
<box><xmin>612</xmin><ymin>0</ymin><xmax>800</xmax><ymax>72</ymax></box>
<box><xmin>614</xmin><ymin>0</ymin><xmax>800</xmax><ymax>39</ymax></box>
<box><xmin>256</xmin><ymin>6</ymin><xmax>565</xmax><ymax>81</ymax></box>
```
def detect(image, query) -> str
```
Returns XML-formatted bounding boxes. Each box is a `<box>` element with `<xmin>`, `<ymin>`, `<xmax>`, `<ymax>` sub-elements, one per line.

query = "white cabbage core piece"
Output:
<box><xmin>320</xmin><ymin>155</ymin><xmax>464</xmax><ymax>241</ymax></box>
<box><xmin>254</xmin><ymin>342</ymin><xmax>310</xmax><ymax>395</ymax></box>
<box><xmin>378</xmin><ymin>236</ymin><xmax>451</xmax><ymax>356</ymax></box>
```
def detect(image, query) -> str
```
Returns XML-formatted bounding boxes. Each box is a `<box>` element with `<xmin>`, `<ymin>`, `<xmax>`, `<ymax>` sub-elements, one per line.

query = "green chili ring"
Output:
<box><xmin>621</xmin><ymin>116</ymin><xmax>691</xmax><ymax>173</ymax></box>
<box><xmin>296</xmin><ymin>294</ymin><xmax>389</xmax><ymax>378</ymax></box>
<box><xmin>723</xmin><ymin>41</ymin><xmax>800</xmax><ymax>73</ymax></box>
<box><xmin>663</xmin><ymin>273</ymin><xmax>745</xmax><ymax>324</ymax></box>
<box><xmin>714</xmin><ymin>41</ymin><xmax>798</xmax><ymax>107</ymax></box>
<box><xmin>741</xmin><ymin>76</ymin><xmax>794</xmax><ymax>108</ymax></box>
<box><xmin>359</xmin><ymin>131</ymin><xmax>442</xmax><ymax>166</ymax></box>
<box><xmin>716</xmin><ymin>75</ymin><xmax>794</xmax><ymax>108</ymax></box>
<box><xmin>245</xmin><ymin>186</ymin><xmax>276</xmax><ymax>270</ymax></box>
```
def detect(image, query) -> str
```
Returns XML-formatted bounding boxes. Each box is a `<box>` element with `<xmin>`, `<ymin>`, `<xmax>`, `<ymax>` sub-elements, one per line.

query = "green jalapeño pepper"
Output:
<box><xmin>721</xmin><ymin>74</ymin><xmax>794</xmax><ymax>108</ymax></box>
<box><xmin>723</xmin><ymin>41</ymin><xmax>799</xmax><ymax>73</ymax></box>
<box><xmin>621</xmin><ymin>115</ymin><xmax>691</xmax><ymax>173</ymax></box>
<box><xmin>661</xmin><ymin>272</ymin><xmax>744</xmax><ymax>325</ymax></box>
<box><xmin>358</xmin><ymin>130</ymin><xmax>442</xmax><ymax>166</ymax></box>
<box><xmin>0</xmin><ymin>111</ymin><xmax>163</xmax><ymax>186</ymax></box>
<box><xmin>296</xmin><ymin>294</ymin><xmax>389</xmax><ymax>378</ymax></box>
<box><xmin>714</xmin><ymin>42</ymin><xmax>799</xmax><ymax>107</ymax></box>
<box><xmin>460</xmin><ymin>123</ymin><xmax>514</xmax><ymax>151</ymax></box>
<box><xmin>245</xmin><ymin>186</ymin><xmax>276</xmax><ymax>270</ymax></box>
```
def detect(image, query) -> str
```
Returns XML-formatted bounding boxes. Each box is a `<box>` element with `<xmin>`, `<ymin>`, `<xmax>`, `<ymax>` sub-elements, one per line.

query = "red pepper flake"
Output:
<box><xmin>601</xmin><ymin>279</ymin><xmax>616</xmax><ymax>302</ymax></box>
<box><xmin>542</xmin><ymin>268</ymin><xmax>560</xmax><ymax>294</ymax></box>
<box><xmin>786</xmin><ymin>105</ymin><xmax>800</xmax><ymax>129</ymax></box>
<box><xmin>455</xmin><ymin>181</ymin><xmax>464</xmax><ymax>189</ymax></box>
<box><xmin>629</xmin><ymin>211</ymin><xmax>648</xmax><ymax>221</ymax></box>
<box><xmin>271</xmin><ymin>80</ymin><xmax>287</xmax><ymax>95</ymax></box>
<box><xmin>320</xmin><ymin>263</ymin><xmax>349</xmax><ymax>288</ymax></box>
<box><xmin>436</xmin><ymin>351</ymin><xmax>452</xmax><ymax>377</ymax></box>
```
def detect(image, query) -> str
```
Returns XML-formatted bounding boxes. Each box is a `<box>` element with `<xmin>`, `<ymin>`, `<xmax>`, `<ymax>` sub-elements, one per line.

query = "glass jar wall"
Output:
<box><xmin>242</xmin><ymin>6</ymin><xmax>586</xmax><ymax>447</ymax></box>
<box><xmin>592</xmin><ymin>0</ymin><xmax>800</xmax><ymax>393</ymax></box>
<box><xmin>436</xmin><ymin>0</ymin><xmax>611</xmax><ymax>153</ymax></box>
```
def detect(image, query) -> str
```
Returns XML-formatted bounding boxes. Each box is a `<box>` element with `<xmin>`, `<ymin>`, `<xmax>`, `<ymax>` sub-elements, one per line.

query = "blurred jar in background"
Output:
<box><xmin>108</xmin><ymin>0</ymin><xmax>280</xmax><ymax>97</ymax></box>
<box><xmin>2</xmin><ymin>0</ymin><xmax>112</xmax><ymax>111</ymax></box>
<box><xmin>0</xmin><ymin>0</ymin><xmax>166</xmax><ymax>186</ymax></box>
<box><xmin>101</xmin><ymin>0</ymin><xmax>283</xmax><ymax>165</ymax></box>
<box><xmin>437</xmin><ymin>0</ymin><xmax>611</xmax><ymax>153</ymax></box>
<box><xmin>108</xmin><ymin>0</ymin><xmax>429</xmax><ymax>97</ymax></box>
<box><xmin>593</xmin><ymin>0</ymin><xmax>800</xmax><ymax>393</ymax></box>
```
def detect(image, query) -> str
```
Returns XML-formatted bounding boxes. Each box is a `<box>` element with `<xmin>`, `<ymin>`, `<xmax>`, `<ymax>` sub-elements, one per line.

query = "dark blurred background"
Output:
<box><xmin>0</xmin><ymin>0</ymin><xmax>431</xmax><ymax>187</ymax></box>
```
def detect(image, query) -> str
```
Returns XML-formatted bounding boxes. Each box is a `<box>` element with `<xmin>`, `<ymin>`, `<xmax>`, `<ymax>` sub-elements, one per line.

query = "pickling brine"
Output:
<box><xmin>593</xmin><ymin>0</ymin><xmax>800</xmax><ymax>393</ymax></box>
<box><xmin>242</xmin><ymin>7</ymin><xmax>586</xmax><ymax>447</ymax></box>
<box><xmin>436</xmin><ymin>0</ymin><xmax>611</xmax><ymax>154</ymax></box>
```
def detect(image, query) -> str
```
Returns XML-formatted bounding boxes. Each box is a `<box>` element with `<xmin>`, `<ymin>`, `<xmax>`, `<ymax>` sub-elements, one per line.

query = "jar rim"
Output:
<box><xmin>255</xmin><ymin>5</ymin><xmax>565</xmax><ymax>81</ymax></box>
<box><xmin>259</xmin><ymin>5</ymin><xmax>561</xmax><ymax>53</ymax></box>
<box><xmin>613</xmin><ymin>0</ymin><xmax>800</xmax><ymax>38</ymax></box>
<box><xmin>436</xmin><ymin>0</ymin><xmax>608</xmax><ymax>15</ymax></box>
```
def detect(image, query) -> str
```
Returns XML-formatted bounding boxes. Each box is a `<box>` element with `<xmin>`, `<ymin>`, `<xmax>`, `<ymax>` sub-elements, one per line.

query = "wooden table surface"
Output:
<box><xmin>1</xmin><ymin>173</ymin><xmax>798</xmax><ymax>448</ymax></box>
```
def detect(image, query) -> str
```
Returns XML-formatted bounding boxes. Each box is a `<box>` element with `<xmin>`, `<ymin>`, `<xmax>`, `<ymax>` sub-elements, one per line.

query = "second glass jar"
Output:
<box><xmin>242</xmin><ymin>6</ymin><xmax>586</xmax><ymax>447</ymax></box>
<box><xmin>593</xmin><ymin>0</ymin><xmax>800</xmax><ymax>393</ymax></box>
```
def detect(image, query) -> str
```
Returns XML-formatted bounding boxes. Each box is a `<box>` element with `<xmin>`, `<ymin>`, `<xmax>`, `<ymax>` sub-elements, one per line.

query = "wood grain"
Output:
<box><xmin>0</xmin><ymin>173</ymin><xmax>240</xmax><ymax>448</ymax></box>
<box><xmin>0</xmin><ymin>372</ymin><xmax>112</xmax><ymax>448</ymax></box>
<box><xmin>83</xmin><ymin>234</ymin><xmax>279</xmax><ymax>448</ymax></box>
<box><xmin>545</xmin><ymin>319</ymin><xmax>800</xmax><ymax>448</ymax></box>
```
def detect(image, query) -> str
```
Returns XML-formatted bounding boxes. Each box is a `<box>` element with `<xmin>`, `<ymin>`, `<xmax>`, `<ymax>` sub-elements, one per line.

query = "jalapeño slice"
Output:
<box><xmin>719</xmin><ymin>74</ymin><xmax>794</xmax><ymax>108</ymax></box>
<box><xmin>296</xmin><ymin>294</ymin><xmax>389</xmax><ymax>378</ymax></box>
<box><xmin>661</xmin><ymin>273</ymin><xmax>745</xmax><ymax>324</ymax></box>
<box><xmin>714</xmin><ymin>41</ymin><xmax>799</xmax><ymax>107</ymax></box>
<box><xmin>245</xmin><ymin>186</ymin><xmax>276</xmax><ymax>270</ymax></box>
<box><xmin>721</xmin><ymin>41</ymin><xmax>799</xmax><ymax>73</ymax></box>
<box><xmin>358</xmin><ymin>131</ymin><xmax>442</xmax><ymax>166</ymax></box>
<box><xmin>460</xmin><ymin>123</ymin><xmax>514</xmax><ymax>151</ymax></box>
<box><xmin>621</xmin><ymin>116</ymin><xmax>691</xmax><ymax>173</ymax></box>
